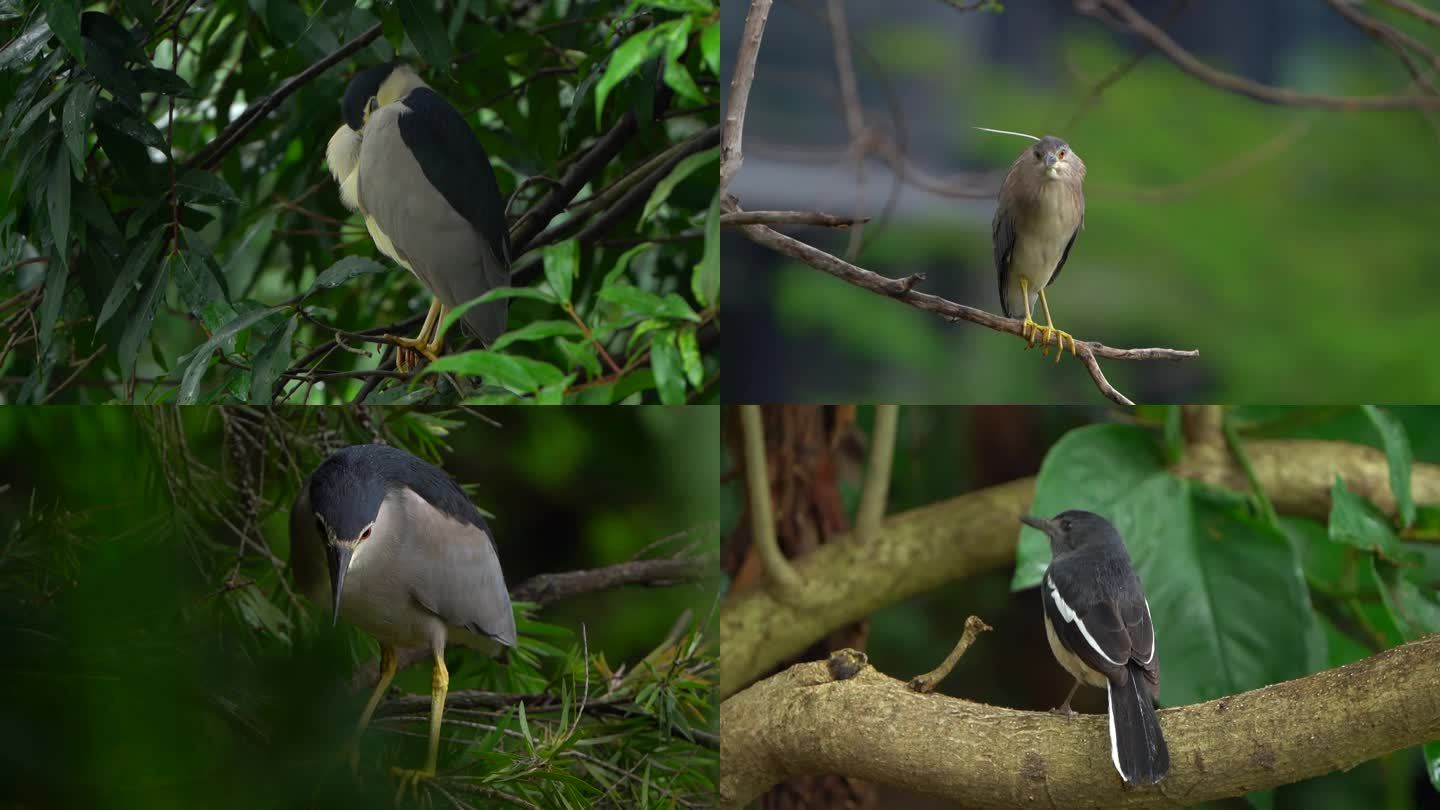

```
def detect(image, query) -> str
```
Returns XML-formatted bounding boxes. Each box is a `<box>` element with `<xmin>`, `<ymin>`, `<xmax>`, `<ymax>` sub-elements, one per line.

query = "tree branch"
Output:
<box><xmin>509</xmin><ymin>556</ymin><xmax>711</xmax><ymax>607</ymax></box>
<box><xmin>720</xmin><ymin>634</ymin><xmax>1440</xmax><ymax>808</ymax></box>
<box><xmin>720</xmin><ymin>0</ymin><xmax>773</xmax><ymax>195</ymax></box>
<box><xmin>740</xmin><ymin>405</ymin><xmax>803</xmax><ymax>590</ymax></box>
<box><xmin>187</xmin><ymin>23</ymin><xmax>384</xmax><ymax>171</ymax></box>
<box><xmin>1078</xmin><ymin>0</ymin><xmax>1440</xmax><ymax>110</ymax></box>
<box><xmin>720</xmin><ymin>439</ymin><xmax>1440</xmax><ymax>698</ymax></box>
<box><xmin>720</xmin><ymin>210</ymin><xmax>868</xmax><ymax>228</ymax></box>
<box><xmin>727</xmin><ymin>207</ymin><xmax>1197</xmax><ymax>406</ymax></box>
<box><xmin>510</xmin><ymin>112</ymin><xmax>640</xmax><ymax>255</ymax></box>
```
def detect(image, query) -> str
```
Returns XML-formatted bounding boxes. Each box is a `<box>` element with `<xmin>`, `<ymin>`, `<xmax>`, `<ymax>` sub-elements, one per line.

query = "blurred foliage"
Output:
<box><xmin>0</xmin><ymin>0</ymin><xmax>719</xmax><ymax>405</ymax></box>
<box><xmin>745</xmin><ymin>17</ymin><xmax>1440</xmax><ymax>402</ymax></box>
<box><xmin>723</xmin><ymin>405</ymin><xmax>1440</xmax><ymax>809</ymax></box>
<box><xmin>0</xmin><ymin>405</ymin><xmax>720</xmax><ymax>808</ymax></box>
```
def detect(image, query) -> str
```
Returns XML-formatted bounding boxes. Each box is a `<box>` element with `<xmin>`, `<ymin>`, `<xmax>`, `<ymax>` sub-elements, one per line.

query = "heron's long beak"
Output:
<box><xmin>1020</xmin><ymin>515</ymin><xmax>1055</xmax><ymax>535</ymax></box>
<box><xmin>326</xmin><ymin>543</ymin><xmax>353</xmax><ymax>626</ymax></box>
<box><xmin>1044</xmin><ymin>152</ymin><xmax>1058</xmax><ymax>169</ymax></box>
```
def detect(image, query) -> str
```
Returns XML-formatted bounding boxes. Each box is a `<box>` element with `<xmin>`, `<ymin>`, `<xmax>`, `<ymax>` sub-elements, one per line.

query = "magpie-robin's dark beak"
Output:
<box><xmin>1020</xmin><ymin>515</ymin><xmax>1056</xmax><ymax>535</ymax></box>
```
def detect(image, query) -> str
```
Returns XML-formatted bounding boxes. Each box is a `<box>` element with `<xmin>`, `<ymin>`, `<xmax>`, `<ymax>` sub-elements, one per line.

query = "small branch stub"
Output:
<box><xmin>908</xmin><ymin>615</ymin><xmax>992</xmax><ymax>693</ymax></box>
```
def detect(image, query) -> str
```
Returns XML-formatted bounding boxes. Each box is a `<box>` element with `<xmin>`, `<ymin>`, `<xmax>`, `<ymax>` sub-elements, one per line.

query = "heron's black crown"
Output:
<box><xmin>308</xmin><ymin>444</ymin><xmax>492</xmax><ymax>542</ymax></box>
<box><xmin>1031</xmin><ymin>135</ymin><xmax>1070</xmax><ymax>160</ymax></box>
<box><xmin>341</xmin><ymin>62</ymin><xmax>400</xmax><ymax>131</ymax></box>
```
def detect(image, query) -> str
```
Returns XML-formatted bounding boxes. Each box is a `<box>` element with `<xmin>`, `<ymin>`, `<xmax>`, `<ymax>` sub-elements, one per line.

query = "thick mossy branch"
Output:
<box><xmin>720</xmin><ymin>635</ymin><xmax>1440</xmax><ymax>808</ymax></box>
<box><xmin>721</xmin><ymin>439</ymin><xmax>1440</xmax><ymax>698</ymax></box>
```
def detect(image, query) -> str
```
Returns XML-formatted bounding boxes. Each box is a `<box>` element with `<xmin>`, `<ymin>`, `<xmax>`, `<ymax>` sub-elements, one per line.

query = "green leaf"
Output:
<box><xmin>598</xmin><ymin>284</ymin><xmax>700</xmax><ymax>322</ymax></box>
<box><xmin>0</xmin><ymin>16</ymin><xmax>52</xmax><ymax>71</ymax></box>
<box><xmin>425</xmin><ymin>350</ymin><xmax>564</xmax><ymax>393</ymax></box>
<box><xmin>602</xmin><ymin>243</ymin><xmax>653</xmax><ymax>290</ymax></box>
<box><xmin>476</xmin><ymin>285</ymin><xmax>558</xmax><ymax>304</ymax></box>
<box><xmin>175</xmin><ymin>229</ymin><xmax>235</xmax><ymax>333</ymax></box>
<box><xmin>1363</xmin><ymin>405</ymin><xmax>1415</xmax><ymax>528</ymax></box>
<box><xmin>661</xmin><ymin>57</ymin><xmax>705</xmax><ymax>105</ymax></box>
<box><xmin>61</xmin><ymin>82</ymin><xmax>97</xmax><ymax>170</ymax></box>
<box><xmin>117</xmin><ymin>0</ymin><xmax>156</xmax><ymax>31</ymax></box>
<box><xmin>595</xmin><ymin>26</ymin><xmax>660</xmax><ymax>127</ymax></box>
<box><xmin>37</xmin><ymin>259</ymin><xmax>67</xmax><ymax>354</ymax></box>
<box><xmin>47</xmin><ymin>142</ymin><xmax>71</xmax><ymax>269</ymax></box>
<box><xmin>5</xmin><ymin>85</ymin><xmax>66</xmax><ymax>160</ymax></box>
<box><xmin>1424</xmin><ymin>742</ymin><xmax>1440</xmax><ymax>794</ymax></box>
<box><xmin>699</xmin><ymin>21</ymin><xmax>719</xmax><ymax>75</ymax></box>
<box><xmin>132</xmin><ymin>66</ymin><xmax>195</xmax><ymax>97</ymax></box>
<box><xmin>1328</xmin><ymin>478</ymin><xmax>1402</xmax><ymax>560</ymax></box>
<box><xmin>97</xmin><ymin>225</ymin><xmax>164</xmax><ymax>330</ymax></box>
<box><xmin>178</xmin><ymin>307</ymin><xmax>281</xmax><ymax>403</ymax></box>
<box><xmin>1015</xmin><ymin>424</ymin><xmax>1320</xmax><ymax>706</ymax></box>
<box><xmin>97</xmin><ymin>101</ymin><xmax>167</xmax><ymax>152</ymax></box>
<box><xmin>396</xmin><ymin>0</ymin><xmax>453</xmax><ymax>69</ymax></box>
<box><xmin>83</xmin><ymin>37</ymin><xmax>140</xmax><ymax>110</ymax></box>
<box><xmin>248</xmin><ymin>315</ymin><xmax>297</xmax><ymax>403</ymax></box>
<box><xmin>649</xmin><ymin>329</ymin><xmax>685</xmax><ymax>404</ymax></box>
<box><xmin>642</xmin><ymin>147</ymin><xmax>717</xmax><ymax>222</ymax></box>
<box><xmin>308</xmin><ymin>256</ymin><xmax>388</xmax><ymax>293</ymax></box>
<box><xmin>677</xmin><ymin>324</ymin><xmax>702</xmax><ymax>387</ymax></box>
<box><xmin>1372</xmin><ymin>558</ymin><xmax>1440</xmax><ymax>641</ymax></box>
<box><xmin>490</xmin><ymin>320</ymin><xmax>583</xmax><ymax>352</ymax></box>
<box><xmin>544</xmin><ymin>239</ymin><xmax>578</xmax><ymax>304</ymax></box>
<box><xmin>693</xmin><ymin>190</ymin><xmax>719</xmax><ymax>307</ymax></box>
<box><xmin>118</xmin><ymin>254</ymin><xmax>169</xmax><ymax>378</ymax></box>
<box><xmin>176</xmin><ymin>169</ymin><xmax>239</xmax><ymax>205</ymax></box>
<box><xmin>42</xmin><ymin>0</ymin><xmax>85</xmax><ymax>64</ymax></box>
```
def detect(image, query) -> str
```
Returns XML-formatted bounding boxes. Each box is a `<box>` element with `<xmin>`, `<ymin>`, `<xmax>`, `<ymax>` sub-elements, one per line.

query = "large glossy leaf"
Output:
<box><xmin>490</xmin><ymin>320</ymin><xmax>583</xmax><ymax>352</ymax></box>
<box><xmin>598</xmin><ymin>284</ymin><xmax>700</xmax><ymax>322</ymax></box>
<box><xmin>0</xmin><ymin>16</ymin><xmax>51</xmax><ymax>71</ymax></box>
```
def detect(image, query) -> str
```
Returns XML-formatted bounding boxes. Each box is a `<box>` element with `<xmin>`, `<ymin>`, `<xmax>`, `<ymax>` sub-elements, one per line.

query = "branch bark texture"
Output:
<box><xmin>720</xmin><ymin>634</ymin><xmax>1440</xmax><ymax>808</ymax></box>
<box><xmin>720</xmin><ymin>439</ymin><xmax>1440</xmax><ymax>698</ymax></box>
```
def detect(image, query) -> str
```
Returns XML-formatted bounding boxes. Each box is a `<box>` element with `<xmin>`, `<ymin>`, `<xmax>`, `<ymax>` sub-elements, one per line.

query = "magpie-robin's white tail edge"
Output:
<box><xmin>1023</xmin><ymin>510</ymin><xmax>1170</xmax><ymax>785</ymax></box>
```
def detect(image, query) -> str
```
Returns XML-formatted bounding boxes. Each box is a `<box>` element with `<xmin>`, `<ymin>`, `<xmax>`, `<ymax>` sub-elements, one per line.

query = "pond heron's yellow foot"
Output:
<box><xmin>1030</xmin><ymin>324</ymin><xmax>1076</xmax><ymax>361</ymax></box>
<box><xmin>391</xmin><ymin>766</ymin><xmax>435</xmax><ymax>803</ymax></box>
<box><xmin>387</xmin><ymin>335</ymin><xmax>441</xmax><ymax>373</ymax></box>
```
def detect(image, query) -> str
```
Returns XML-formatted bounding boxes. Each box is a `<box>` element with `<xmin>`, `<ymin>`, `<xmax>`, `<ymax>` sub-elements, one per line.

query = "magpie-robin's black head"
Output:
<box><xmin>1020</xmin><ymin>509</ymin><xmax>1120</xmax><ymax>554</ymax></box>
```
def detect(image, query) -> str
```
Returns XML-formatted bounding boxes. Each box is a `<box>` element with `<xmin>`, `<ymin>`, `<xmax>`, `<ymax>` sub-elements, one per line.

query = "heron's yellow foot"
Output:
<box><xmin>385</xmin><ymin>335</ymin><xmax>441</xmax><ymax>374</ymax></box>
<box><xmin>390</xmin><ymin>766</ymin><xmax>435</xmax><ymax>803</ymax></box>
<box><xmin>1019</xmin><ymin>317</ymin><xmax>1044</xmax><ymax>349</ymax></box>
<box><xmin>1030</xmin><ymin>324</ymin><xmax>1076</xmax><ymax>361</ymax></box>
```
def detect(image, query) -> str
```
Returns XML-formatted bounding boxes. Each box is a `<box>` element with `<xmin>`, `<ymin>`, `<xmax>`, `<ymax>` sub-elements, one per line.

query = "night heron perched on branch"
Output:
<box><xmin>325</xmin><ymin>62</ymin><xmax>512</xmax><ymax>372</ymax></box>
<box><xmin>991</xmin><ymin>133</ymin><xmax>1087</xmax><ymax>358</ymax></box>
<box><xmin>290</xmin><ymin>444</ymin><xmax>517</xmax><ymax>784</ymax></box>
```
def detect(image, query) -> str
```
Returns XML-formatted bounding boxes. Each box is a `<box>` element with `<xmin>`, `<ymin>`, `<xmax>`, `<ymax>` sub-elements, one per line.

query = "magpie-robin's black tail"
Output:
<box><xmin>1109</xmin><ymin>662</ymin><xmax>1169</xmax><ymax>785</ymax></box>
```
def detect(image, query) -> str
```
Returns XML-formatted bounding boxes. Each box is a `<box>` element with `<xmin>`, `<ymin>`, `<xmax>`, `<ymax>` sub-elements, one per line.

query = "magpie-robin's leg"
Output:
<box><xmin>1051</xmin><ymin>678</ymin><xmax>1080</xmax><ymax>717</ymax></box>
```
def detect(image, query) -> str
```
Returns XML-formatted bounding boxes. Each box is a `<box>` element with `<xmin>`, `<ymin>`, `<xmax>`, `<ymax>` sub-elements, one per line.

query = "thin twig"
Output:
<box><xmin>720</xmin><ymin>0</ymin><xmax>774</xmax><ymax>195</ymax></box>
<box><xmin>907</xmin><ymin>615</ymin><xmax>991</xmax><ymax>693</ymax></box>
<box><xmin>739</xmin><ymin>405</ymin><xmax>803</xmax><ymax>591</ymax></box>
<box><xmin>855</xmin><ymin>404</ymin><xmax>897</xmax><ymax>539</ymax></box>
<box><xmin>721</xmin><ymin>210</ymin><xmax>868</xmax><ymax>228</ymax></box>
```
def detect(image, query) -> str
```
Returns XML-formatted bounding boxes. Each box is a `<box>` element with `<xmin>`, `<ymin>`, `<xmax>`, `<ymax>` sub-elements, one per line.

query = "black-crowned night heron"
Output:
<box><xmin>326</xmin><ymin>62</ymin><xmax>512</xmax><ymax>372</ymax></box>
<box><xmin>992</xmin><ymin>135</ymin><xmax>1086</xmax><ymax>358</ymax></box>
<box><xmin>290</xmin><ymin>444</ymin><xmax>517</xmax><ymax>784</ymax></box>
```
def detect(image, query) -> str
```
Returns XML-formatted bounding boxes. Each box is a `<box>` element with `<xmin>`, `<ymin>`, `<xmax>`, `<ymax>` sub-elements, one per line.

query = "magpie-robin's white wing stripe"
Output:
<box><xmin>1047</xmin><ymin>574</ymin><xmax>1124</xmax><ymax>666</ymax></box>
<box><xmin>1139</xmin><ymin>598</ymin><xmax>1155</xmax><ymax>665</ymax></box>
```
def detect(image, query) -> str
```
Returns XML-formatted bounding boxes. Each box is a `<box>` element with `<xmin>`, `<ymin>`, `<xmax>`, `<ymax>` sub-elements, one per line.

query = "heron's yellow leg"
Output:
<box><xmin>1036</xmin><ymin>288</ymin><xmax>1076</xmax><ymax>360</ymax></box>
<box><xmin>386</xmin><ymin>298</ymin><xmax>444</xmax><ymax>373</ymax></box>
<box><xmin>349</xmin><ymin>644</ymin><xmax>397</xmax><ymax>772</ymax></box>
<box><xmin>422</xmin><ymin>306</ymin><xmax>449</xmax><ymax>358</ymax></box>
<box><xmin>1018</xmin><ymin>278</ymin><xmax>1041</xmax><ymax>349</ymax></box>
<box><xmin>391</xmin><ymin>649</ymin><xmax>448</xmax><ymax>797</ymax></box>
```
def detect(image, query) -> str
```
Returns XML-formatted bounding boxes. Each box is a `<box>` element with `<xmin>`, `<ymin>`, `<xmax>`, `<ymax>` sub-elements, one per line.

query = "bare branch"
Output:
<box><xmin>719</xmin><ymin>210</ymin><xmax>868</xmax><ymax>228</ymax></box>
<box><xmin>855</xmin><ymin>404</ymin><xmax>898</xmax><ymax>537</ymax></box>
<box><xmin>188</xmin><ymin>23</ymin><xmax>383</xmax><ymax>171</ymax></box>
<box><xmin>1380</xmin><ymin>0</ymin><xmax>1440</xmax><ymax>28</ymax></box>
<box><xmin>720</xmin><ymin>635</ymin><xmax>1440</xmax><ymax>808</ymax></box>
<box><xmin>728</xmin><ymin>209</ymin><xmax>1197</xmax><ymax>405</ymax></box>
<box><xmin>740</xmin><ymin>405</ymin><xmax>804</xmax><ymax>591</ymax></box>
<box><xmin>509</xmin><ymin>556</ymin><xmax>711</xmax><ymax>607</ymax></box>
<box><xmin>721</xmin><ymin>0</ymin><xmax>774</xmax><ymax>195</ymax></box>
<box><xmin>1080</xmin><ymin>0</ymin><xmax>1440</xmax><ymax>110</ymax></box>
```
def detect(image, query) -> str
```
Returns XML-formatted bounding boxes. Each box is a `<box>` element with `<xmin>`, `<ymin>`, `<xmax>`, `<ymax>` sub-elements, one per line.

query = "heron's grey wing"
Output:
<box><xmin>357</xmin><ymin>100</ymin><xmax>510</xmax><ymax>345</ymax></box>
<box><xmin>288</xmin><ymin>480</ymin><xmax>330</xmax><ymax>606</ymax></box>
<box><xmin>1049</xmin><ymin>211</ymin><xmax>1083</xmax><ymax>289</ymax></box>
<box><xmin>992</xmin><ymin>202</ymin><xmax>1017</xmax><ymax>318</ymax></box>
<box><xmin>404</xmin><ymin>489</ymin><xmax>517</xmax><ymax>649</ymax></box>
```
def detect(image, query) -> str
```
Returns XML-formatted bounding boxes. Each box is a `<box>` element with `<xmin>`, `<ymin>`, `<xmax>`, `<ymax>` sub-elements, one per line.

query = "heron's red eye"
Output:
<box><xmin>1058</xmin><ymin>149</ymin><xmax>1067</xmax><ymax>159</ymax></box>
<box><xmin>359</xmin><ymin>525</ymin><xmax>372</xmax><ymax>542</ymax></box>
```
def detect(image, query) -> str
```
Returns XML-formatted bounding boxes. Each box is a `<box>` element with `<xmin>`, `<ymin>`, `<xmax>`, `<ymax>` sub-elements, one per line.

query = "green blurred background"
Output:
<box><xmin>722</xmin><ymin>404</ymin><xmax>1440</xmax><ymax>809</ymax></box>
<box><xmin>722</xmin><ymin>1</ymin><xmax>1440</xmax><ymax>403</ymax></box>
<box><xmin>0</xmin><ymin>405</ymin><xmax>719</xmax><ymax>808</ymax></box>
